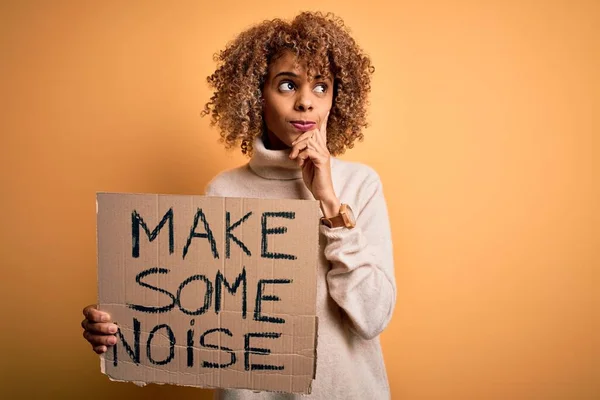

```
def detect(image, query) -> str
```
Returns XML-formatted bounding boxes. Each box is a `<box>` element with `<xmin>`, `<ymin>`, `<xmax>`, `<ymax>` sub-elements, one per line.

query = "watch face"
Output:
<box><xmin>341</xmin><ymin>204</ymin><xmax>356</xmax><ymax>228</ymax></box>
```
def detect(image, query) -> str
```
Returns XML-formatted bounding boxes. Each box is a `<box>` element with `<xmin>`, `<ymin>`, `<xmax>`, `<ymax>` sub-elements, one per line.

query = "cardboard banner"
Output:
<box><xmin>96</xmin><ymin>193</ymin><xmax>319</xmax><ymax>394</ymax></box>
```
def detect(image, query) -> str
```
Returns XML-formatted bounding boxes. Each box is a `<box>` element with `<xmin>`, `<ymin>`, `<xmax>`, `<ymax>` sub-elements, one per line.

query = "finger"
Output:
<box><xmin>291</xmin><ymin>130</ymin><xmax>316</xmax><ymax>146</ymax></box>
<box><xmin>82</xmin><ymin>304</ymin><xmax>97</xmax><ymax>318</ymax></box>
<box><xmin>300</xmin><ymin>130</ymin><xmax>329</xmax><ymax>158</ymax></box>
<box><xmin>84</xmin><ymin>331</ymin><xmax>117</xmax><ymax>347</ymax></box>
<box><xmin>298</xmin><ymin>151</ymin><xmax>309</xmax><ymax>167</ymax></box>
<box><xmin>320</xmin><ymin>111</ymin><xmax>330</xmax><ymax>131</ymax></box>
<box><xmin>297</xmin><ymin>148</ymin><xmax>323</xmax><ymax>167</ymax></box>
<box><xmin>93</xmin><ymin>345</ymin><xmax>108</xmax><ymax>354</ymax></box>
<box><xmin>301</xmin><ymin>157</ymin><xmax>314</xmax><ymax>174</ymax></box>
<box><xmin>310</xmin><ymin>131</ymin><xmax>327</xmax><ymax>153</ymax></box>
<box><xmin>83</xmin><ymin>320</ymin><xmax>119</xmax><ymax>335</ymax></box>
<box><xmin>289</xmin><ymin>136</ymin><xmax>313</xmax><ymax>159</ymax></box>
<box><xmin>83</xmin><ymin>305</ymin><xmax>111</xmax><ymax>323</ymax></box>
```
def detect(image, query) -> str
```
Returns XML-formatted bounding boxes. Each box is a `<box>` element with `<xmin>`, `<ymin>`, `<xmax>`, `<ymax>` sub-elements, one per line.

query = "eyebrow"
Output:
<box><xmin>273</xmin><ymin>71</ymin><xmax>331</xmax><ymax>80</ymax></box>
<box><xmin>274</xmin><ymin>71</ymin><xmax>299</xmax><ymax>79</ymax></box>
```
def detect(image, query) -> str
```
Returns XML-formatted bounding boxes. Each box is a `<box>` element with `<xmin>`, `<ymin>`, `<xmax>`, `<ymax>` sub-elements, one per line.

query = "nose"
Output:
<box><xmin>294</xmin><ymin>88</ymin><xmax>313</xmax><ymax>112</ymax></box>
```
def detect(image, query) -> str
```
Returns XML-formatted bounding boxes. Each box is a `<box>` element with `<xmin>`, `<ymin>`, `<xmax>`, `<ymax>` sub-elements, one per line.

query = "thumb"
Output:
<box><xmin>321</xmin><ymin>111</ymin><xmax>330</xmax><ymax>131</ymax></box>
<box><xmin>318</xmin><ymin>111</ymin><xmax>330</xmax><ymax>143</ymax></box>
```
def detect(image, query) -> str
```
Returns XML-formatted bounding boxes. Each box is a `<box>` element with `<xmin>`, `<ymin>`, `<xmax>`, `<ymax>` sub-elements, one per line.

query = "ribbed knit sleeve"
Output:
<box><xmin>321</xmin><ymin>174</ymin><xmax>396</xmax><ymax>340</ymax></box>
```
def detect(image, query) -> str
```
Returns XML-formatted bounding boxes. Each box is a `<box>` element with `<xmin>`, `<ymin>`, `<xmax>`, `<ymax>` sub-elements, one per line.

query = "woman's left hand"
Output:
<box><xmin>289</xmin><ymin>112</ymin><xmax>341</xmax><ymax>217</ymax></box>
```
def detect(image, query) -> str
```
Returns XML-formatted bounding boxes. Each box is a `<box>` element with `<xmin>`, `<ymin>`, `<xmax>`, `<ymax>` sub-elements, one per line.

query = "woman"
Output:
<box><xmin>82</xmin><ymin>11</ymin><xmax>396</xmax><ymax>399</ymax></box>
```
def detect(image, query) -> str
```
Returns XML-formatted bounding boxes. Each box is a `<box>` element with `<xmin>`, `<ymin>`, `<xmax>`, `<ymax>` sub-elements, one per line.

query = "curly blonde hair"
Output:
<box><xmin>202</xmin><ymin>11</ymin><xmax>374</xmax><ymax>156</ymax></box>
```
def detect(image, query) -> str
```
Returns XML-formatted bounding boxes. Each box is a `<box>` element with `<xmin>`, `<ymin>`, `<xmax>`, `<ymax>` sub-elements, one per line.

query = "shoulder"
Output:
<box><xmin>331</xmin><ymin>157</ymin><xmax>382</xmax><ymax>191</ymax></box>
<box><xmin>330</xmin><ymin>158</ymin><xmax>384</xmax><ymax>211</ymax></box>
<box><xmin>203</xmin><ymin>164</ymin><xmax>253</xmax><ymax>197</ymax></box>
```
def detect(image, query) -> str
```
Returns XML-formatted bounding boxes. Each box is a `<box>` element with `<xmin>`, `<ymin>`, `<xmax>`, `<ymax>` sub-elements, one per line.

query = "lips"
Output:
<box><xmin>290</xmin><ymin>121</ymin><xmax>316</xmax><ymax>132</ymax></box>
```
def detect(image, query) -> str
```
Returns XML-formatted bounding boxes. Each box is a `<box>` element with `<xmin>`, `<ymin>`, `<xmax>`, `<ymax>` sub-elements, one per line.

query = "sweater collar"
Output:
<box><xmin>248</xmin><ymin>136</ymin><xmax>303</xmax><ymax>180</ymax></box>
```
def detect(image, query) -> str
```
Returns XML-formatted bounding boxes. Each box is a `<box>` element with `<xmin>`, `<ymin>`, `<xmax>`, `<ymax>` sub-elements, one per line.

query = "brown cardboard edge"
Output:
<box><xmin>96</xmin><ymin>195</ymin><xmax>103</xmax><ymax>376</ymax></box>
<box><xmin>313</xmin><ymin>316</ymin><xmax>319</xmax><ymax>381</ymax></box>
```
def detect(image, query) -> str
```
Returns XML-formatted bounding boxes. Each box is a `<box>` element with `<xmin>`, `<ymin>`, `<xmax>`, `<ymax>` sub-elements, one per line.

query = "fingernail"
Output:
<box><xmin>109</xmin><ymin>324</ymin><xmax>118</xmax><ymax>333</ymax></box>
<box><xmin>108</xmin><ymin>337</ymin><xmax>117</xmax><ymax>345</ymax></box>
<box><xmin>101</xmin><ymin>314</ymin><xmax>109</xmax><ymax>322</ymax></box>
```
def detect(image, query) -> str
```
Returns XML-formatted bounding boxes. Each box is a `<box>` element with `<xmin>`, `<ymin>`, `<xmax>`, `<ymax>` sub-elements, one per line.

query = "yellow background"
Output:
<box><xmin>0</xmin><ymin>0</ymin><xmax>597</xmax><ymax>399</ymax></box>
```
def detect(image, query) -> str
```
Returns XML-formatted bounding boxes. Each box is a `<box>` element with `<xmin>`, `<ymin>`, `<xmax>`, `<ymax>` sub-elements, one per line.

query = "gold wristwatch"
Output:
<box><xmin>320</xmin><ymin>204</ymin><xmax>356</xmax><ymax>229</ymax></box>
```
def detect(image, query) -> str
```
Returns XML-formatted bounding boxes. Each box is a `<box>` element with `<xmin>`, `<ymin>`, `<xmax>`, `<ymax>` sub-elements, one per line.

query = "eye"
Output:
<box><xmin>314</xmin><ymin>83</ymin><xmax>328</xmax><ymax>94</ymax></box>
<box><xmin>278</xmin><ymin>81</ymin><xmax>295</xmax><ymax>92</ymax></box>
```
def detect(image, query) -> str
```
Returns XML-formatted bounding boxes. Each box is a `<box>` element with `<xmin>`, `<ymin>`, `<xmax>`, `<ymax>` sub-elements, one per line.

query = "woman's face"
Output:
<box><xmin>261</xmin><ymin>51</ymin><xmax>333</xmax><ymax>150</ymax></box>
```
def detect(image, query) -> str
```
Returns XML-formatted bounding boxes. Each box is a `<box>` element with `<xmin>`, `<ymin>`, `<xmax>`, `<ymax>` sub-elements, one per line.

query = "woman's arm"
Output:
<box><xmin>322</xmin><ymin>174</ymin><xmax>396</xmax><ymax>340</ymax></box>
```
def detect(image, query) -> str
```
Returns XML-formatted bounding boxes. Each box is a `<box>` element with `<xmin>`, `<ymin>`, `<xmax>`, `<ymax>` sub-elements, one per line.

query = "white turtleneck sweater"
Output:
<box><xmin>205</xmin><ymin>137</ymin><xmax>395</xmax><ymax>400</ymax></box>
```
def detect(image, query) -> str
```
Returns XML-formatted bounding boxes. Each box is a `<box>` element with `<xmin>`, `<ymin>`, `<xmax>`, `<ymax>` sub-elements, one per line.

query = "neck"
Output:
<box><xmin>248</xmin><ymin>135</ymin><xmax>302</xmax><ymax>180</ymax></box>
<box><xmin>263</xmin><ymin>129</ymin><xmax>289</xmax><ymax>151</ymax></box>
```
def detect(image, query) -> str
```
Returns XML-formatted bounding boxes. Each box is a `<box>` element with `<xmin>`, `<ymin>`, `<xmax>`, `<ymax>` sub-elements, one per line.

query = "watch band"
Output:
<box><xmin>320</xmin><ymin>203</ymin><xmax>356</xmax><ymax>229</ymax></box>
<box><xmin>320</xmin><ymin>214</ymin><xmax>345</xmax><ymax>228</ymax></box>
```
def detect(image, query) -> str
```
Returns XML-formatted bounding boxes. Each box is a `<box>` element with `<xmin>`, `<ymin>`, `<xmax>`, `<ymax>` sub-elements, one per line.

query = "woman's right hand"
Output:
<box><xmin>81</xmin><ymin>305</ymin><xmax>118</xmax><ymax>354</ymax></box>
